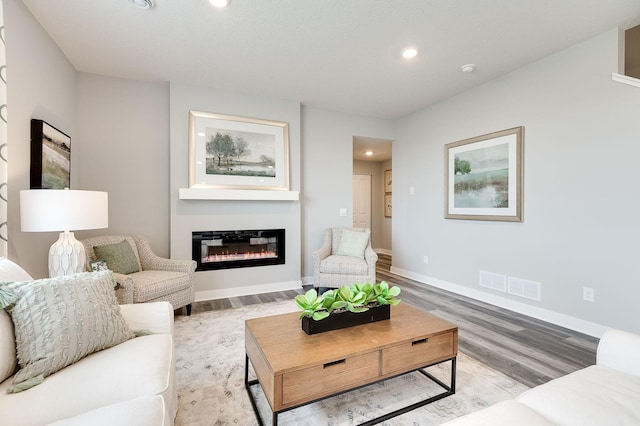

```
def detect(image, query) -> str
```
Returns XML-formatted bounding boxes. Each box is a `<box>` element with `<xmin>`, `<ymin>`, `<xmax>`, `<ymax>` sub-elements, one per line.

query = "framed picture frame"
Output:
<box><xmin>384</xmin><ymin>193</ymin><xmax>392</xmax><ymax>218</ymax></box>
<box><xmin>30</xmin><ymin>119</ymin><xmax>71</xmax><ymax>189</ymax></box>
<box><xmin>90</xmin><ymin>259</ymin><xmax>109</xmax><ymax>272</ymax></box>
<box><xmin>383</xmin><ymin>169</ymin><xmax>392</xmax><ymax>193</ymax></box>
<box><xmin>188</xmin><ymin>110</ymin><xmax>290</xmax><ymax>191</ymax></box>
<box><xmin>445</xmin><ymin>127</ymin><xmax>524</xmax><ymax>222</ymax></box>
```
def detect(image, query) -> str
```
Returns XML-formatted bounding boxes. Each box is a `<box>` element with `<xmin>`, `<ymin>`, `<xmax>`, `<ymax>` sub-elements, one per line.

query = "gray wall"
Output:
<box><xmin>301</xmin><ymin>106</ymin><xmax>394</xmax><ymax>282</ymax></box>
<box><xmin>75</xmin><ymin>73</ymin><xmax>171</xmax><ymax>256</ymax></box>
<box><xmin>5</xmin><ymin>0</ymin><xmax>77</xmax><ymax>277</ymax></box>
<box><xmin>169</xmin><ymin>83</ymin><xmax>302</xmax><ymax>298</ymax></box>
<box><xmin>392</xmin><ymin>29</ymin><xmax>640</xmax><ymax>335</ymax></box>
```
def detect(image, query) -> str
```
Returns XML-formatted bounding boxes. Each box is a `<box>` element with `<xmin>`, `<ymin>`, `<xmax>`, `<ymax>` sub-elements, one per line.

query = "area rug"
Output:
<box><xmin>174</xmin><ymin>301</ymin><xmax>529</xmax><ymax>426</ymax></box>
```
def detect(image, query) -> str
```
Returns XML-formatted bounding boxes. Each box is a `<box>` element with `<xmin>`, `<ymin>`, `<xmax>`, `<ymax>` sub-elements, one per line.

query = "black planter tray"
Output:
<box><xmin>301</xmin><ymin>304</ymin><xmax>391</xmax><ymax>335</ymax></box>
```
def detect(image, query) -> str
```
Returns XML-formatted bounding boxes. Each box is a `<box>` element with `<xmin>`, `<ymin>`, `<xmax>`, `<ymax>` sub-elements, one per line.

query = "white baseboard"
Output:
<box><xmin>390</xmin><ymin>266</ymin><xmax>608</xmax><ymax>338</ymax></box>
<box><xmin>195</xmin><ymin>280</ymin><xmax>303</xmax><ymax>302</ymax></box>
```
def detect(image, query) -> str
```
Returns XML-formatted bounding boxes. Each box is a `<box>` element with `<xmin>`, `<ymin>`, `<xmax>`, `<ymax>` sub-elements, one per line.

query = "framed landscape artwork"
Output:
<box><xmin>188</xmin><ymin>110</ymin><xmax>290</xmax><ymax>191</ymax></box>
<box><xmin>384</xmin><ymin>193</ymin><xmax>392</xmax><ymax>218</ymax></box>
<box><xmin>30</xmin><ymin>119</ymin><xmax>71</xmax><ymax>189</ymax></box>
<box><xmin>445</xmin><ymin>127</ymin><xmax>524</xmax><ymax>222</ymax></box>
<box><xmin>384</xmin><ymin>169</ymin><xmax>392</xmax><ymax>193</ymax></box>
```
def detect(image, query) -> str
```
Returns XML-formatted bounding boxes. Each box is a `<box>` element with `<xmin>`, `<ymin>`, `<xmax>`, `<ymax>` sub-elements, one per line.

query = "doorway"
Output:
<box><xmin>352</xmin><ymin>136</ymin><xmax>393</xmax><ymax>254</ymax></box>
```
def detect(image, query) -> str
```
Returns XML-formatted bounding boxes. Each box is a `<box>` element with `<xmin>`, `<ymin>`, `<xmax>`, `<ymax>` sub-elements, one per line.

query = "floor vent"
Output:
<box><xmin>479</xmin><ymin>271</ymin><xmax>507</xmax><ymax>293</ymax></box>
<box><xmin>508</xmin><ymin>277</ymin><xmax>541</xmax><ymax>301</ymax></box>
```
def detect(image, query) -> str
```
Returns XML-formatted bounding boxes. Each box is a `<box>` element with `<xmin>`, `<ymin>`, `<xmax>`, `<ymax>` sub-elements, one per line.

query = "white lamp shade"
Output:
<box><xmin>20</xmin><ymin>190</ymin><xmax>108</xmax><ymax>232</ymax></box>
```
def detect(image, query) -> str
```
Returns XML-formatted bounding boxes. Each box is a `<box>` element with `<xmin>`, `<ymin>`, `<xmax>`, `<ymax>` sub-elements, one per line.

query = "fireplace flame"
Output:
<box><xmin>202</xmin><ymin>249</ymin><xmax>278</xmax><ymax>263</ymax></box>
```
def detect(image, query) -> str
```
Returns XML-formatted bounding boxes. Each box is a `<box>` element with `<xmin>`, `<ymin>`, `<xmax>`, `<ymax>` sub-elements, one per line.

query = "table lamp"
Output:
<box><xmin>20</xmin><ymin>189</ymin><xmax>108</xmax><ymax>277</ymax></box>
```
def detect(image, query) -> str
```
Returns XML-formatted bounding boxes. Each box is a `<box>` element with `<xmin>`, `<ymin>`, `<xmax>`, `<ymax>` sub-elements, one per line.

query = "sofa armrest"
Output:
<box><xmin>596</xmin><ymin>328</ymin><xmax>640</xmax><ymax>376</ymax></box>
<box><xmin>364</xmin><ymin>245</ymin><xmax>378</xmax><ymax>266</ymax></box>
<box><xmin>134</xmin><ymin>235</ymin><xmax>196</xmax><ymax>274</ymax></box>
<box><xmin>120</xmin><ymin>302</ymin><xmax>174</xmax><ymax>335</ymax></box>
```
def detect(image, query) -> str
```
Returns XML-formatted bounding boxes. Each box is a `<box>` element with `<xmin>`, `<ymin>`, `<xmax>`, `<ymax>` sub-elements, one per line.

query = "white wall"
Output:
<box><xmin>169</xmin><ymin>83</ymin><xmax>302</xmax><ymax>299</ymax></box>
<box><xmin>393</xmin><ymin>29</ymin><xmax>640</xmax><ymax>335</ymax></box>
<box><xmin>301</xmin><ymin>106</ymin><xmax>394</xmax><ymax>281</ymax></box>
<box><xmin>75</xmin><ymin>73</ymin><xmax>170</xmax><ymax>256</ymax></box>
<box><xmin>4</xmin><ymin>0</ymin><xmax>77</xmax><ymax>277</ymax></box>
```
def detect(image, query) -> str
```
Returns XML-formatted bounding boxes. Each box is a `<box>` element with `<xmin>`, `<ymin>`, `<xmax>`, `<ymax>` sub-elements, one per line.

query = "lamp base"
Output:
<box><xmin>49</xmin><ymin>231</ymin><xmax>86</xmax><ymax>277</ymax></box>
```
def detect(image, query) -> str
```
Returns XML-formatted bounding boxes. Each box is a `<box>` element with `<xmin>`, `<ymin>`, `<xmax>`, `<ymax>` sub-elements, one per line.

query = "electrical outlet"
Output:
<box><xmin>423</xmin><ymin>255</ymin><xmax>428</xmax><ymax>264</ymax></box>
<box><xmin>583</xmin><ymin>287</ymin><xmax>595</xmax><ymax>302</ymax></box>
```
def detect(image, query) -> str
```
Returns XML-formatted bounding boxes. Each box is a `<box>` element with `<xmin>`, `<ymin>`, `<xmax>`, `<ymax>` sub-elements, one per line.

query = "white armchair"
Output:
<box><xmin>313</xmin><ymin>227</ymin><xmax>378</xmax><ymax>290</ymax></box>
<box><xmin>81</xmin><ymin>235</ymin><xmax>196</xmax><ymax>315</ymax></box>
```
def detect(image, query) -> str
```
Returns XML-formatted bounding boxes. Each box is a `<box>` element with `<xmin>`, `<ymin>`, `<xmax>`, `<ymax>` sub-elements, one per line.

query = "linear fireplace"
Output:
<box><xmin>192</xmin><ymin>229</ymin><xmax>285</xmax><ymax>271</ymax></box>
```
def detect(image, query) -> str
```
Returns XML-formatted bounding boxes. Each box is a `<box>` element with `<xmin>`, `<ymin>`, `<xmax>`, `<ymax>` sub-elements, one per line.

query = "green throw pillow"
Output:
<box><xmin>0</xmin><ymin>271</ymin><xmax>133</xmax><ymax>393</ymax></box>
<box><xmin>93</xmin><ymin>240</ymin><xmax>140</xmax><ymax>274</ymax></box>
<box><xmin>335</xmin><ymin>229</ymin><xmax>370</xmax><ymax>259</ymax></box>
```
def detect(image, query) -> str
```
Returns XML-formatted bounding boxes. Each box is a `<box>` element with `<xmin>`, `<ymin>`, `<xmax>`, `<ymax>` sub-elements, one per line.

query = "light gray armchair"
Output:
<box><xmin>313</xmin><ymin>227</ymin><xmax>378</xmax><ymax>290</ymax></box>
<box><xmin>81</xmin><ymin>235</ymin><xmax>196</xmax><ymax>315</ymax></box>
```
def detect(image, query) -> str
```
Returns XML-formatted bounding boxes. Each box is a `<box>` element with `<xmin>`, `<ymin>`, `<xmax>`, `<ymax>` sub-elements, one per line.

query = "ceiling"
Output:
<box><xmin>20</xmin><ymin>0</ymin><xmax>640</xmax><ymax>121</ymax></box>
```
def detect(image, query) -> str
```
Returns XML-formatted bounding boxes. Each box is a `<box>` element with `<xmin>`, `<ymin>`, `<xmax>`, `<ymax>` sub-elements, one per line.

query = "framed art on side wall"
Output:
<box><xmin>188</xmin><ymin>110</ymin><xmax>290</xmax><ymax>191</ymax></box>
<box><xmin>30</xmin><ymin>119</ymin><xmax>71</xmax><ymax>189</ymax></box>
<box><xmin>445</xmin><ymin>126</ymin><xmax>524</xmax><ymax>222</ymax></box>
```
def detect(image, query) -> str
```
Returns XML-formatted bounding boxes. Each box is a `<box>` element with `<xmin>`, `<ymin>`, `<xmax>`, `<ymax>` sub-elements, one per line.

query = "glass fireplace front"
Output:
<box><xmin>192</xmin><ymin>229</ymin><xmax>285</xmax><ymax>271</ymax></box>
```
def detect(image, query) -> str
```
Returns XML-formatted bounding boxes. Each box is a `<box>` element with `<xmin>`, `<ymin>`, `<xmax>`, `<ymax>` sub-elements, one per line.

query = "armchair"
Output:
<box><xmin>81</xmin><ymin>235</ymin><xmax>196</xmax><ymax>315</ymax></box>
<box><xmin>313</xmin><ymin>227</ymin><xmax>378</xmax><ymax>290</ymax></box>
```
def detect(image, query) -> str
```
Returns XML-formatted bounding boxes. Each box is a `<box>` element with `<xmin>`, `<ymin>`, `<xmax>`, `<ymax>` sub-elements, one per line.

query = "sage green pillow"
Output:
<box><xmin>0</xmin><ymin>271</ymin><xmax>133</xmax><ymax>393</ymax></box>
<box><xmin>93</xmin><ymin>240</ymin><xmax>140</xmax><ymax>274</ymax></box>
<box><xmin>336</xmin><ymin>229</ymin><xmax>370</xmax><ymax>259</ymax></box>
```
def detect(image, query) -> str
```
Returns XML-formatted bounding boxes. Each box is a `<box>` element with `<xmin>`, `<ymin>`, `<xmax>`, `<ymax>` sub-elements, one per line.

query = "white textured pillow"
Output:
<box><xmin>335</xmin><ymin>229</ymin><xmax>370</xmax><ymax>258</ymax></box>
<box><xmin>1</xmin><ymin>271</ymin><xmax>133</xmax><ymax>393</ymax></box>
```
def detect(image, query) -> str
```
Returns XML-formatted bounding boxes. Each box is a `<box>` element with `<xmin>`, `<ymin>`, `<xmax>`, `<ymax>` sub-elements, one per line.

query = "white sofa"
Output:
<box><xmin>444</xmin><ymin>328</ymin><xmax>640</xmax><ymax>425</ymax></box>
<box><xmin>0</xmin><ymin>257</ymin><xmax>177</xmax><ymax>426</ymax></box>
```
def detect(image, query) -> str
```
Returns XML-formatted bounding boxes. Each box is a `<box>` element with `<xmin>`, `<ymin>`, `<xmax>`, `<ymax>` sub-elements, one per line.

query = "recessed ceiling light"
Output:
<box><xmin>209</xmin><ymin>0</ymin><xmax>231</xmax><ymax>7</ymax></box>
<box><xmin>402</xmin><ymin>48</ymin><xmax>418</xmax><ymax>59</ymax></box>
<box><xmin>129</xmin><ymin>0</ymin><xmax>153</xmax><ymax>9</ymax></box>
<box><xmin>365</xmin><ymin>151</ymin><xmax>374</xmax><ymax>156</ymax></box>
<box><xmin>461</xmin><ymin>64</ymin><xmax>476</xmax><ymax>73</ymax></box>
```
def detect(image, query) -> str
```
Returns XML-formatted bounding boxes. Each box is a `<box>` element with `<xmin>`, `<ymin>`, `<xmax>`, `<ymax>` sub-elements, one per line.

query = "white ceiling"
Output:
<box><xmin>20</xmin><ymin>0</ymin><xmax>640</xmax><ymax>120</ymax></box>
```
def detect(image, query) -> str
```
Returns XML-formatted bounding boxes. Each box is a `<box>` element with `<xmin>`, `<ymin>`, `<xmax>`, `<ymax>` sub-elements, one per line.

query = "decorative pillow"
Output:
<box><xmin>0</xmin><ymin>271</ymin><xmax>133</xmax><ymax>393</ymax></box>
<box><xmin>335</xmin><ymin>229</ymin><xmax>370</xmax><ymax>259</ymax></box>
<box><xmin>93</xmin><ymin>240</ymin><xmax>140</xmax><ymax>274</ymax></box>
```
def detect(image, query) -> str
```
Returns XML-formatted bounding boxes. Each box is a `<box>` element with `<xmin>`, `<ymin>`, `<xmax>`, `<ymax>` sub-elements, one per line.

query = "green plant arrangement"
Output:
<box><xmin>295</xmin><ymin>281</ymin><xmax>401</xmax><ymax>321</ymax></box>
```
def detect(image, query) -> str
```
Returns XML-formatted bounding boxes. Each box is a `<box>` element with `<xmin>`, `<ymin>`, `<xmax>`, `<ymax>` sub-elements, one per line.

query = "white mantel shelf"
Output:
<box><xmin>179</xmin><ymin>188</ymin><xmax>299</xmax><ymax>201</ymax></box>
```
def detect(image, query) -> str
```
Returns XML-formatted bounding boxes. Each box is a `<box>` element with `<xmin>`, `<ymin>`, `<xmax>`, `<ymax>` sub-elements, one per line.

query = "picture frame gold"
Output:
<box><xmin>445</xmin><ymin>127</ymin><xmax>524</xmax><ymax>222</ymax></box>
<box><xmin>383</xmin><ymin>169</ymin><xmax>392</xmax><ymax>193</ymax></box>
<box><xmin>188</xmin><ymin>110</ymin><xmax>290</xmax><ymax>191</ymax></box>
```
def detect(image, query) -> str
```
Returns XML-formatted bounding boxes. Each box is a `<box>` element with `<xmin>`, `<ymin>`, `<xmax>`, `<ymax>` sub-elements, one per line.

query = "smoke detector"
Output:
<box><xmin>129</xmin><ymin>0</ymin><xmax>153</xmax><ymax>9</ymax></box>
<box><xmin>461</xmin><ymin>64</ymin><xmax>476</xmax><ymax>73</ymax></box>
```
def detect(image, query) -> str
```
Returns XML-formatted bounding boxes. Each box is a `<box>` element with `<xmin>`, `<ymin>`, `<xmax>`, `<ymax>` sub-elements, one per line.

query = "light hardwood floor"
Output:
<box><xmin>185</xmin><ymin>254</ymin><xmax>598</xmax><ymax>388</ymax></box>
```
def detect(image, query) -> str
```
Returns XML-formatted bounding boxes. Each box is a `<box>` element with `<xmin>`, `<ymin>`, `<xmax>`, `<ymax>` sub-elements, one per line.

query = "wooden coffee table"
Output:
<box><xmin>244</xmin><ymin>303</ymin><xmax>458</xmax><ymax>425</ymax></box>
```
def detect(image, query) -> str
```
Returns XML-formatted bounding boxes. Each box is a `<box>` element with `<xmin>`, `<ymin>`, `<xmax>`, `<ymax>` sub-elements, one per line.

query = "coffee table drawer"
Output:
<box><xmin>381</xmin><ymin>332</ymin><xmax>455</xmax><ymax>376</ymax></box>
<box><xmin>281</xmin><ymin>351</ymin><xmax>379</xmax><ymax>406</ymax></box>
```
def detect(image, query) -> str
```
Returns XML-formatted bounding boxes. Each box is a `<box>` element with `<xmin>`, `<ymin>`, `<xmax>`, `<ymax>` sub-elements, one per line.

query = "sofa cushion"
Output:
<box><xmin>1</xmin><ymin>271</ymin><xmax>133</xmax><ymax>392</ymax></box>
<box><xmin>442</xmin><ymin>400</ymin><xmax>555</xmax><ymax>426</ymax></box>
<box><xmin>0</xmin><ymin>333</ymin><xmax>175</xmax><ymax>425</ymax></box>
<box><xmin>516</xmin><ymin>365</ymin><xmax>640</xmax><ymax>425</ymax></box>
<box><xmin>46</xmin><ymin>395</ymin><xmax>168</xmax><ymax>426</ymax></box>
<box><xmin>319</xmin><ymin>254</ymin><xmax>369</xmax><ymax>275</ymax></box>
<box><xmin>0</xmin><ymin>258</ymin><xmax>34</xmax><ymax>383</ymax></box>
<box><xmin>130</xmin><ymin>270</ymin><xmax>193</xmax><ymax>303</ymax></box>
<box><xmin>93</xmin><ymin>240</ymin><xmax>140</xmax><ymax>274</ymax></box>
<box><xmin>335</xmin><ymin>229</ymin><xmax>370</xmax><ymax>258</ymax></box>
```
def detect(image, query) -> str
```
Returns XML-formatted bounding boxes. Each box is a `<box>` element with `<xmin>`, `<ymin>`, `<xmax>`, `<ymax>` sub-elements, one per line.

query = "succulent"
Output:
<box><xmin>296</xmin><ymin>282</ymin><xmax>401</xmax><ymax>321</ymax></box>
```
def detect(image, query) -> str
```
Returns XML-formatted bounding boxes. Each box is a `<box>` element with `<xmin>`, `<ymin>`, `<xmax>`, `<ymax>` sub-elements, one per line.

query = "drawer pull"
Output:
<box><xmin>323</xmin><ymin>359</ymin><xmax>346</xmax><ymax>368</ymax></box>
<box><xmin>412</xmin><ymin>338</ymin><xmax>429</xmax><ymax>346</ymax></box>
